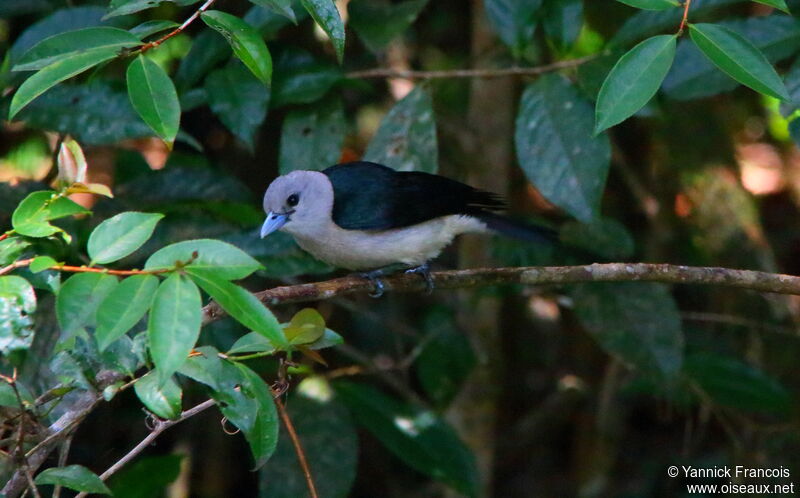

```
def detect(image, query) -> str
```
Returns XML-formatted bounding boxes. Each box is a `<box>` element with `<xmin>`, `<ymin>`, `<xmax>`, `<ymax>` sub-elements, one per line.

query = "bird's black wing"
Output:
<box><xmin>322</xmin><ymin>161</ymin><xmax>505</xmax><ymax>230</ymax></box>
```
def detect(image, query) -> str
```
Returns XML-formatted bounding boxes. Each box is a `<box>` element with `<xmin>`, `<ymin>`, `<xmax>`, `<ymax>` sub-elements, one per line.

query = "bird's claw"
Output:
<box><xmin>360</xmin><ymin>270</ymin><xmax>386</xmax><ymax>298</ymax></box>
<box><xmin>405</xmin><ymin>263</ymin><xmax>434</xmax><ymax>294</ymax></box>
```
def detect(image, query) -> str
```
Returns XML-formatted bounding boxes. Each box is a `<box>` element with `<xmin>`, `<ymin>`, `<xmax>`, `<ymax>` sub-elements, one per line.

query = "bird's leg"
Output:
<box><xmin>405</xmin><ymin>262</ymin><xmax>434</xmax><ymax>294</ymax></box>
<box><xmin>359</xmin><ymin>267</ymin><xmax>391</xmax><ymax>298</ymax></box>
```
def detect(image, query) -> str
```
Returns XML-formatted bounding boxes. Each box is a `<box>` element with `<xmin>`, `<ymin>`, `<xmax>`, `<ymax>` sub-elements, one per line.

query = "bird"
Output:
<box><xmin>260</xmin><ymin>161</ymin><xmax>555</xmax><ymax>297</ymax></box>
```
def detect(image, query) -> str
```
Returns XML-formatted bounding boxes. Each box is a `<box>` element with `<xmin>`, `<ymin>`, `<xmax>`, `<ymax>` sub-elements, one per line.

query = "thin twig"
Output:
<box><xmin>202</xmin><ymin>263</ymin><xmax>800</xmax><ymax>325</ymax></box>
<box><xmin>678</xmin><ymin>0</ymin><xmax>692</xmax><ymax>35</ymax></box>
<box><xmin>74</xmin><ymin>399</ymin><xmax>216</xmax><ymax>498</ymax></box>
<box><xmin>50</xmin><ymin>265</ymin><xmax>170</xmax><ymax>276</ymax></box>
<box><xmin>0</xmin><ymin>232</ymin><xmax>10</xmax><ymax>242</ymax></box>
<box><xmin>274</xmin><ymin>396</ymin><xmax>318</xmax><ymax>498</ymax></box>
<box><xmin>345</xmin><ymin>53</ymin><xmax>599</xmax><ymax>80</ymax></box>
<box><xmin>138</xmin><ymin>0</ymin><xmax>217</xmax><ymax>53</ymax></box>
<box><xmin>0</xmin><ymin>259</ymin><xmax>34</xmax><ymax>277</ymax></box>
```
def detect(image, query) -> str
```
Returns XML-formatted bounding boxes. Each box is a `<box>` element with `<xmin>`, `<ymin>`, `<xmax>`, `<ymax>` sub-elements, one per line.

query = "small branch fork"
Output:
<box><xmin>202</xmin><ymin>263</ymin><xmax>800</xmax><ymax>324</ymax></box>
<box><xmin>138</xmin><ymin>0</ymin><xmax>217</xmax><ymax>54</ymax></box>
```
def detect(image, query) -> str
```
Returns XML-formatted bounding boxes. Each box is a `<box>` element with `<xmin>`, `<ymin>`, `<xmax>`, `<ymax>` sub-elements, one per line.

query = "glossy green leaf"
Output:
<box><xmin>10</xmin><ymin>7</ymin><xmax>108</xmax><ymax>62</ymax></box>
<box><xmin>104</xmin><ymin>0</ymin><xmax>201</xmax><ymax>19</ymax></box>
<box><xmin>57</xmin><ymin>273</ymin><xmax>118</xmax><ymax>339</ymax></box>
<box><xmin>88</xmin><ymin>212</ymin><xmax>164</xmax><ymax>265</ymax></box>
<box><xmin>35</xmin><ymin>465</ymin><xmax>110</xmax><ymax>494</ymax></box>
<box><xmin>229</xmin><ymin>331</ymin><xmax>276</xmax><ymax>355</ymax></box>
<box><xmin>108</xmin><ymin>455</ymin><xmax>183</xmax><ymax>498</ymax></box>
<box><xmin>14</xmin><ymin>27</ymin><xmax>141</xmax><ymax>71</ymax></box>
<box><xmin>126</xmin><ymin>55</ymin><xmax>181</xmax><ymax>145</ymax></box>
<box><xmin>541</xmin><ymin>0</ymin><xmax>583</xmax><ymax>51</ymax></box>
<box><xmin>29</xmin><ymin>256</ymin><xmax>57</xmax><ymax>273</ymax></box>
<box><xmin>0</xmin><ymin>276</ymin><xmax>36</xmax><ymax>353</ymax></box>
<box><xmin>364</xmin><ymin>86</ymin><xmax>438</xmax><ymax>173</ymax></box>
<box><xmin>148</xmin><ymin>273</ymin><xmax>202</xmax><ymax>385</ymax></box>
<box><xmin>145</xmin><ymin>239</ymin><xmax>262</xmax><ymax>280</ymax></box>
<box><xmin>270</xmin><ymin>47</ymin><xmax>342</xmax><ymax>107</ymax></box>
<box><xmin>571</xmin><ymin>282</ymin><xmax>684</xmax><ymax>379</ymax></box>
<box><xmin>616</xmin><ymin>0</ymin><xmax>679</xmax><ymax>10</ymax></box>
<box><xmin>134</xmin><ymin>370</ymin><xmax>182</xmax><ymax>419</ymax></box>
<box><xmin>279</xmin><ymin>96</ymin><xmax>345</xmax><ymax>174</ymax></box>
<box><xmin>515</xmin><ymin>74</ymin><xmax>610</xmax><ymax>222</ymax></box>
<box><xmin>684</xmin><ymin>352</ymin><xmax>791</xmax><ymax>415</ymax></box>
<box><xmin>0</xmin><ymin>238</ymin><xmax>30</xmax><ymax>266</ymax></box>
<box><xmin>0</xmin><ymin>276</ymin><xmax>36</xmax><ymax>313</ymax></box>
<box><xmin>300</xmin><ymin>0</ymin><xmax>345</xmax><ymax>63</ymax></box>
<box><xmin>129</xmin><ymin>20</ymin><xmax>179</xmax><ymax>39</ymax></box>
<box><xmin>595</xmin><ymin>34</ymin><xmax>676</xmax><ymax>133</ymax></box>
<box><xmin>186</xmin><ymin>268</ymin><xmax>286</xmax><ymax>348</ymax></box>
<box><xmin>201</xmin><ymin>10</ymin><xmax>272</xmax><ymax>84</ymax></box>
<box><xmin>248</xmin><ymin>0</ymin><xmax>296</xmax><ymax>22</ymax></box>
<box><xmin>283</xmin><ymin>308</ymin><xmax>325</xmax><ymax>345</ymax></box>
<box><xmin>96</xmin><ymin>274</ymin><xmax>159</xmax><ymax>351</ymax></box>
<box><xmin>688</xmin><ymin>23</ymin><xmax>789</xmax><ymax>101</ymax></box>
<box><xmin>236</xmin><ymin>364</ymin><xmax>280</xmax><ymax>467</ymax></box>
<box><xmin>485</xmin><ymin>0</ymin><xmax>541</xmax><ymax>58</ymax></box>
<box><xmin>12</xmin><ymin>191</ymin><xmax>89</xmax><ymax>237</ymax></box>
<box><xmin>752</xmin><ymin>0</ymin><xmax>789</xmax><ymax>13</ymax></box>
<box><xmin>349</xmin><ymin>0</ymin><xmax>428</xmax><ymax>52</ymax></box>
<box><xmin>335</xmin><ymin>381</ymin><xmax>479</xmax><ymax>496</ymax></box>
<box><xmin>259</xmin><ymin>380</ymin><xmax>358</xmax><ymax>498</ymax></box>
<box><xmin>205</xmin><ymin>62</ymin><xmax>269</xmax><ymax>151</ymax></box>
<box><xmin>664</xmin><ymin>16</ymin><xmax>800</xmax><ymax>101</ymax></box>
<box><xmin>9</xmin><ymin>48</ymin><xmax>117</xmax><ymax>120</ymax></box>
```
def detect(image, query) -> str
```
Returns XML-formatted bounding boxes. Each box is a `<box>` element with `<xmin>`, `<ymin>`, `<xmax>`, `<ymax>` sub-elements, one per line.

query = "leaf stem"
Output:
<box><xmin>274</xmin><ymin>396</ymin><xmax>318</xmax><ymax>498</ymax></box>
<box><xmin>138</xmin><ymin>0</ymin><xmax>218</xmax><ymax>54</ymax></box>
<box><xmin>678</xmin><ymin>0</ymin><xmax>692</xmax><ymax>35</ymax></box>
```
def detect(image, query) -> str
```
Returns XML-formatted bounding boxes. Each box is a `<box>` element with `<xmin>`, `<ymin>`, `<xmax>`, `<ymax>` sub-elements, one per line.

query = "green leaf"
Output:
<box><xmin>186</xmin><ymin>268</ymin><xmax>286</xmax><ymax>348</ymax></box>
<box><xmin>571</xmin><ymin>282</ymin><xmax>684</xmax><ymax>379</ymax></box>
<box><xmin>108</xmin><ymin>455</ymin><xmax>183</xmax><ymax>498</ymax></box>
<box><xmin>688</xmin><ymin>22</ymin><xmax>789</xmax><ymax>101</ymax></box>
<box><xmin>201</xmin><ymin>10</ymin><xmax>273</xmax><ymax>84</ymax></box>
<box><xmin>664</xmin><ymin>15</ymin><xmax>800</xmax><ymax>101</ymax></box>
<box><xmin>126</xmin><ymin>55</ymin><xmax>181</xmax><ymax>145</ymax></box>
<box><xmin>0</xmin><ymin>276</ymin><xmax>36</xmax><ymax>354</ymax></box>
<box><xmin>134</xmin><ymin>370</ymin><xmax>182</xmax><ymax>419</ymax></box>
<box><xmin>205</xmin><ymin>62</ymin><xmax>269</xmax><ymax>151</ymax></box>
<box><xmin>515</xmin><ymin>74</ymin><xmax>610</xmax><ymax>222</ymax></box>
<box><xmin>279</xmin><ymin>96</ymin><xmax>345</xmax><ymax>174</ymax></box>
<box><xmin>57</xmin><ymin>273</ymin><xmax>118</xmax><ymax>339</ymax></box>
<box><xmin>12</xmin><ymin>191</ymin><xmax>89</xmax><ymax>238</ymax></box>
<box><xmin>541</xmin><ymin>0</ymin><xmax>584</xmax><ymax>51</ymax></box>
<box><xmin>104</xmin><ymin>0</ymin><xmax>201</xmax><ymax>19</ymax></box>
<box><xmin>415</xmin><ymin>307</ymin><xmax>476</xmax><ymax>408</ymax></box>
<box><xmin>300</xmin><ymin>0</ymin><xmax>345</xmax><ymax>63</ymax></box>
<box><xmin>229</xmin><ymin>331</ymin><xmax>276</xmax><ymax>355</ymax></box>
<box><xmin>148</xmin><ymin>273</ymin><xmax>202</xmax><ymax>385</ymax></box>
<box><xmin>96</xmin><ymin>274</ymin><xmax>159</xmax><ymax>351</ymax></box>
<box><xmin>335</xmin><ymin>381</ymin><xmax>479</xmax><ymax>496</ymax></box>
<box><xmin>29</xmin><ymin>256</ymin><xmax>57</xmax><ymax>273</ymax></box>
<box><xmin>88</xmin><ymin>212</ymin><xmax>164</xmax><ymax>265</ymax></box>
<box><xmin>0</xmin><ymin>238</ymin><xmax>31</xmax><ymax>266</ymax></box>
<box><xmin>129</xmin><ymin>20</ymin><xmax>180</xmax><ymax>39</ymax></box>
<box><xmin>349</xmin><ymin>0</ymin><xmax>428</xmax><ymax>52</ymax></box>
<box><xmin>145</xmin><ymin>239</ymin><xmax>262</xmax><ymax>280</ymax></box>
<box><xmin>270</xmin><ymin>46</ymin><xmax>343</xmax><ymax>107</ymax></box>
<box><xmin>236</xmin><ymin>364</ymin><xmax>280</xmax><ymax>468</ymax></box>
<box><xmin>0</xmin><ymin>276</ymin><xmax>36</xmax><ymax>314</ymax></box>
<box><xmin>283</xmin><ymin>308</ymin><xmax>325</xmax><ymax>345</ymax></box>
<box><xmin>35</xmin><ymin>465</ymin><xmax>110</xmax><ymax>494</ymax></box>
<box><xmin>685</xmin><ymin>352</ymin><xmax>791</xmax><ymax>415</ymax></box>
<box><xmin>259</xmin><ymin>380</ymin><xmax>358</xmax><ymax>498</ymax></box>
<box><xmin>14</xmin><ymin>27</ymin><xmax>141</xmax><ymax>71</ymax></box>
<box><xmin>364</xmin><ymin>86</ymin><xmax>438</xmax><ymax>173</ymax></box>
<box><xmin>615</xmin><ymin>0</ymin><xmax>679</xmax><ymax>10</ymax></box>
<box><xmin>9</xmin><ymin>48</ymin><xmax>118</xmax><ymax>120</ymax></box>
<box><xmin>752</xmin><ymin>0</ymin><xmax>789</xmax><ymax>13</ymax></box>
<box><xmin>484</xmin><ymin>0</ymin><xmax>542</xmax><ymax>58</ymax></box>
<box><xmin>595</xmin><ymin>34</ymin><xmax>676</xmax><ymax>133</ymax></box>
<box><xmin>558</xmin><ymin>217</ymin><xmax>635</xmax><ymax>260</ymax></box>
<box><xmin>248</xmin><ymin>0</ymin><xmax>297</xmax><ymax>23</ymax></box>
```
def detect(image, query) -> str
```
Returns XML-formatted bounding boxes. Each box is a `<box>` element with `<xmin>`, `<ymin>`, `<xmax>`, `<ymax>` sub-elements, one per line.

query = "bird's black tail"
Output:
<box><xmin>474</xmin><ymin>212</ymin><xmax>558</xmax><ymax>244</ymax></box>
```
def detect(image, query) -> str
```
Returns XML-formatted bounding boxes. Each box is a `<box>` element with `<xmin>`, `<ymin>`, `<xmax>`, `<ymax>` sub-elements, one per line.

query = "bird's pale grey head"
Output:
<box><xmin>261</xmin><ymin>170</ymin><xmax>334</xmax><ymax>238</ymax></box>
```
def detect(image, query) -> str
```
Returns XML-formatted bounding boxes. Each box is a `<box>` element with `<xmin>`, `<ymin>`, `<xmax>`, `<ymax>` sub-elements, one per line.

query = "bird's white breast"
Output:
<box><xmin>289</xmin><ymin>215</ymin><xmax>488</xmax><ymax>270</ymax></box>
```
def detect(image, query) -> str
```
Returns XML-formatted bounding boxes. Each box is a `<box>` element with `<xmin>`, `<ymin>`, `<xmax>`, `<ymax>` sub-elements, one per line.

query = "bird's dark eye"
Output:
<box><xmin>286</xmin><ymin>193</ymin><xmax>299</xmax><ymax>207</ymax></box>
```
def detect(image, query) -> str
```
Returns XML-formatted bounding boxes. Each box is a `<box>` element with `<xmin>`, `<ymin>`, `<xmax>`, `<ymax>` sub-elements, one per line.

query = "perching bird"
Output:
<box><xmin>260</xmin><ymin>161</ymin><xmax>555</xmax><ymax>296</ymax></box>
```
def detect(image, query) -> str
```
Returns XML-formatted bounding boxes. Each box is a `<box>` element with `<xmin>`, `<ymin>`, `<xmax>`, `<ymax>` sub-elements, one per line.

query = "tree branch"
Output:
<box><xmin>345</xmin><ymin>54</ymin><xmax>599</xmax><ymax>80</ymax></box>
<box><xmin>202</xmin><ymin>263</ymin><xmax>800</xmax><ymax>324</ymax></box>
<box><xmin>73</xmin><ymin>399</ymin><xmax>216</xmax><ymax>498</ymax></box>
<box><xmin>274</xmin><ymin>396</ymin><xmax>318</xmax><ymax>498</ymax></box>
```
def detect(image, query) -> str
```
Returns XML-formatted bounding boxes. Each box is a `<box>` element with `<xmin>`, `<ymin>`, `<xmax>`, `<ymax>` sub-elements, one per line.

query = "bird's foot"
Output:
<box><xmin>405</xmin><ymin>263</ymin><xmax>434</xmax><ymax>294</ymax></box>
<box><xmin>359</xmin><ymin>269</ymin><xmax>387</xmax><ymax>298</ymax></box>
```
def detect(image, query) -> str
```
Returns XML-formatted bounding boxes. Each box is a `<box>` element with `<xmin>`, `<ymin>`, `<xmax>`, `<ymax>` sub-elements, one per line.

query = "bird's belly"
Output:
<box><xmin>291</xmin><ymin>215</ymin><xmax>487</xmax><ymax>270</ymax></box>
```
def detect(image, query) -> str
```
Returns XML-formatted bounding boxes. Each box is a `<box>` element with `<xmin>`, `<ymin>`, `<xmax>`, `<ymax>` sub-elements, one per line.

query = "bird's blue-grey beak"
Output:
<box><xmin>260</xmin><ymin>212</ymin><xmax>288</xmax><ymax>238</ymax></box>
